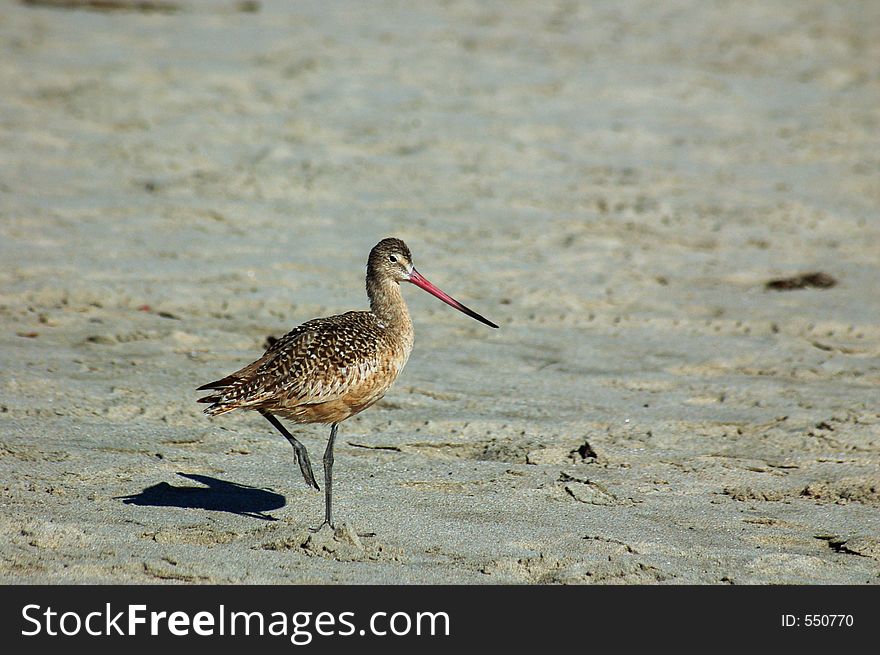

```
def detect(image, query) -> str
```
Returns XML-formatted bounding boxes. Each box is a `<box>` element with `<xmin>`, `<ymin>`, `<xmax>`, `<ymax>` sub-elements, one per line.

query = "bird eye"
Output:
<box><xmin>388</xmin><ymin>255</ymin><xmax>398</xmax><ymax>263</ymax></box>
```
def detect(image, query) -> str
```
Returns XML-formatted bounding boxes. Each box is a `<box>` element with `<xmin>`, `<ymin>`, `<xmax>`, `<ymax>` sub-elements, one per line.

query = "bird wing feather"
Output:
<box><xmin>214</xmin><ymin>313</ymin><xmax>386</xmax><ymax>409</ymax></box>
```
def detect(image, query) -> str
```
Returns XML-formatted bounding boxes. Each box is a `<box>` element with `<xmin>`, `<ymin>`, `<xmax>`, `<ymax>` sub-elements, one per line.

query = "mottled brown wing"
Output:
<box><xmin>199</xmin><ymin>312</ymin><xmax>386</xmax><ymax>414</ymax></box>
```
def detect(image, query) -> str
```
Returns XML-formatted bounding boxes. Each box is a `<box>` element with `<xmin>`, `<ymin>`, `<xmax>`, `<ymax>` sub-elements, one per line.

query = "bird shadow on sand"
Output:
<box><xmin>117</xmin><ymin>473</ymin><xmax>285</xmax><ymax>521</ymax></box>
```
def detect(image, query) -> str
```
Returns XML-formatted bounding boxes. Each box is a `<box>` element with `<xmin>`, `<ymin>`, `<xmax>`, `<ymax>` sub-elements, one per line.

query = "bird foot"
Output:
<box><xmin>309</xmin><ymin>520</ymin><xmax>334</xmax><ymax>534</ymax></box>
<box><xmin>295</xmin><ymin>455</ymin><xmax>320</xmax><ymax>490</ymax></box>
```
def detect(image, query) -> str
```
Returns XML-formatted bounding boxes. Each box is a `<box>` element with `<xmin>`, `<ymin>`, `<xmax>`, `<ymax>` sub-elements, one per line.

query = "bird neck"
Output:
<box><xmin>367</xmin><ymin>275</ymin><xmax>413</xmax><ymax>332</ymax></box>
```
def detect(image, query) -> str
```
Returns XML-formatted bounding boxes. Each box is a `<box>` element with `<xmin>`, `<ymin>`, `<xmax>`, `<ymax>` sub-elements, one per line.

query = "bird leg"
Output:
<box><xmin>310</xmin><ymin>422</ymin><xmax>338</xmax><ymax>532</ymax></box>
<box><xmin>261</xmin><ymin>411</ymin><xmax>319</xmax><ymax>490</ymax></box>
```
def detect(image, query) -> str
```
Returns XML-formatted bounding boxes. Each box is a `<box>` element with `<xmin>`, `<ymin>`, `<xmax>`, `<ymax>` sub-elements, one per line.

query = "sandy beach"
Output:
<box><xmin>1</xmin><ymin>0</ymin><xmax>879</xmax><ymax>583</ymax></box>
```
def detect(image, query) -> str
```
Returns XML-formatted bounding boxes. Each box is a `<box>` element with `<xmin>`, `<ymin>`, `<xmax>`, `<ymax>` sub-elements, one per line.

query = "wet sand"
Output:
<box><xmin>1</xmin><ymin>0</ymin><xmax>879</xmax><ymax>583</ymax></box>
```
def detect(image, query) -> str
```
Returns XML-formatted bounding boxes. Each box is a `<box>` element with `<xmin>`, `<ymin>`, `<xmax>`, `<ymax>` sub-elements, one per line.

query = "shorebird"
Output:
<box><xmin>197</xmin><ymin>238</ymin><xmax>498</xmax><ymax>530</ymax></box>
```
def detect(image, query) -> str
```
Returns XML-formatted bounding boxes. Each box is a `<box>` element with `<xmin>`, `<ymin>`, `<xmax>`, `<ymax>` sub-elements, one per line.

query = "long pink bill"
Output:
<box><xmin>408</xmin><ymin>268</ymin><xmax>499</xmax><ymax>329</ymax></box>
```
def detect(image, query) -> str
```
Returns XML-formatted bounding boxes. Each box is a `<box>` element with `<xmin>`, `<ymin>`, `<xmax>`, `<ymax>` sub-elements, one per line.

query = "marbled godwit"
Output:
<box><xmin>197</xmin><ymin>238</ymin><xmax>498</xmax><ymax>529</ymax></box>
